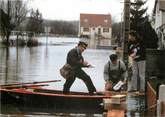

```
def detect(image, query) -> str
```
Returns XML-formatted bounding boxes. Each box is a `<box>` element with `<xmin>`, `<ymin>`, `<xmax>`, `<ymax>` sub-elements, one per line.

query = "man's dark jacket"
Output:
<box><xmin>67</xmin><ymin>48</ymin><xmax>84</xmax><ymax>69</ymax></box>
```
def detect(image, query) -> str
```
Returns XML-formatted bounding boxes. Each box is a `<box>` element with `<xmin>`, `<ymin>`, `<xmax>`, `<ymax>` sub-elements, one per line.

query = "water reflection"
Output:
<box><xmin>0</xmin><ymin>37</ymin><xmax>145</xmax><ymax>116</ymax></box>
<box><xmin>126</xmin><ymin>95</ymin><xmax>145</xmax><ymax>117</ymax></box>
<box><xmin>0</xmin><ymin>37</ymin><xmax>113</xmax><ymax>92</ymax></box>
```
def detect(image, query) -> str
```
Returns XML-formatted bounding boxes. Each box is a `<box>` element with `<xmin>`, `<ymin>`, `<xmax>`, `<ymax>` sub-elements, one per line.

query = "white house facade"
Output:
<box><xmin>153</xmin><ymin>0</ymin><xmax>165</xmax><ymax>49</ymax></box>
<box><xmin>79</xmin><ymin>13</ymin><xmax>112</xmax><ymax>39</ymax></box>
<box><xmin>154</xmin><ymin>0</ymin><xmax>165</xmax><ymax>29</ymax></box>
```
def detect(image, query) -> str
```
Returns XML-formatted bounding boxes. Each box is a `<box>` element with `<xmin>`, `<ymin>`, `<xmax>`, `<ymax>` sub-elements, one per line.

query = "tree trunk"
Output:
<box><xmin>6</xmin><ymin>30</ymin><xmax>10</xmax><ymax>46</ymax></box>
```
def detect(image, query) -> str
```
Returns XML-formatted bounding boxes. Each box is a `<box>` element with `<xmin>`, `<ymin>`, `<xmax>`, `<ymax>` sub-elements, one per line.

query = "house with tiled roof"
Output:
<box><xmin>79</xmin><ymin>13</ymin><xmax>112</xmax><ymax>39</ymax></box>
<box><xmin>153</xmin><ymin>0</ymin><xmax>165</xmax><ymax>49</ymax></box>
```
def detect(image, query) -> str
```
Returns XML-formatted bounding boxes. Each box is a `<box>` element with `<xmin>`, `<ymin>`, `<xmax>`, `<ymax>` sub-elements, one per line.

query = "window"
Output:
<box><xmin>103</xmin><ymin>28</ymin><xmax>109</xmax><ymax>32</ymax></box>
<box><xmin>83</xmin><ymin>27</ymin><xmax>89</xmax><ymax>32</ymax></box>
<box><xmin>104</xmin><ymin>19</ymin><xmax>108</xmax><ymax>23</ymax></box>
<box><xmin>98</xmin><ymin>28</ymin><xmax>101</xmax><ymax>34</ymax></box>
<box><xmin>84</xmin><ymin>19</ymin><xmax>88</xmax><ymax>22</ymax></box>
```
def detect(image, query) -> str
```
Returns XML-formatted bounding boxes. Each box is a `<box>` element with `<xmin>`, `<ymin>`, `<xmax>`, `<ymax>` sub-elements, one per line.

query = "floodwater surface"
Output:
<box><xmin>0</xmin><ymin>37</ymin><xmax>145</xmax><ymax>116</ymax></box>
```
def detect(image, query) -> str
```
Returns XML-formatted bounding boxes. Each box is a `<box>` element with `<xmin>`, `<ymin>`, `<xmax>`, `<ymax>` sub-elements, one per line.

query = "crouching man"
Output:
<box><xmin>104</xmin><ymin>54</ymin><xmax>127</xmax><ymax>91</ymax></box>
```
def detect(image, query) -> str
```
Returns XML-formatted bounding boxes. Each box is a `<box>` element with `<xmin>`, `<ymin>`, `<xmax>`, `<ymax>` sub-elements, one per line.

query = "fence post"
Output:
<box><xmin>157</xmin><ymin>84</ymin><xmax>165</xmax><ymax>117</ymax></box>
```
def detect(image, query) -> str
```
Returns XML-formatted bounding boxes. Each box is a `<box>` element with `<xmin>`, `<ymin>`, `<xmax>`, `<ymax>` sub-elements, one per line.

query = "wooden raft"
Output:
<box><xmin>103</xmin><ymin>94</ymin><xmax>126</xmax><ymax>117</ymax></box>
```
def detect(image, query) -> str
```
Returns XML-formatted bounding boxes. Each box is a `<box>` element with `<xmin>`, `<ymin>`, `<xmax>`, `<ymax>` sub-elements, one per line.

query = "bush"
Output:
<box><xmin>27</xmin><ymin>39</ymin><xmax>38</xmax><ymax>46</ymax></box>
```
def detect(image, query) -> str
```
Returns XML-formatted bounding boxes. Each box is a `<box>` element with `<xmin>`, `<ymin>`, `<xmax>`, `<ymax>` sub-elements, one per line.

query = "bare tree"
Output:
<box><xmin>0</xmin><ymin>0</ymin><xmax>29</xmax><ymax>45</ymax></box>
<box><xmin>26</xmin><ymin>9</ymin><xmax>43</xmax><ymax>35</ymax></box>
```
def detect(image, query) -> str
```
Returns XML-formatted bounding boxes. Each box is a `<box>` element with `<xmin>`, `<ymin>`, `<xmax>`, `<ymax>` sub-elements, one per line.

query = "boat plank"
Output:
<box><xmin>0</xmin><ymin>84</ymin><xmax>48</xmax><ymax>89</ymax></box>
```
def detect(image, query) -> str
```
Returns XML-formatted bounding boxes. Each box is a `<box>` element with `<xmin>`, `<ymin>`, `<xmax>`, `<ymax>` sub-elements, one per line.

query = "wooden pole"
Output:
<box><xmin>0</xmin><ymin>80</ymin><xmax>61</xmax><ymax>87</ymax></box>
<box><xmin>123</xmin><ymin>0</ymin><xmax>130</xmax><ymax>69</ymax></box>
<box><xmin>1</xmin><ymin>84</ymin><xmax>49</xmax><ymax>89</ymax></box>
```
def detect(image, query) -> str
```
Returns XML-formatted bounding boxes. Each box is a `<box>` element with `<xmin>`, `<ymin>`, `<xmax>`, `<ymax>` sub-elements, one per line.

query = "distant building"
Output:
<box><xmin>153</xmin><ymin>0</ymin><xmax>165</xmax><ymax>29</ymax></box>
<box><xmin>153</xmin><ymin>0</ymin><xmax>165</xmax><ymax>49</ymax></box>
<box><xmin>79</xmin><ymin>13</ymin><xmax>112</xmax><ymax>39</ymax></box>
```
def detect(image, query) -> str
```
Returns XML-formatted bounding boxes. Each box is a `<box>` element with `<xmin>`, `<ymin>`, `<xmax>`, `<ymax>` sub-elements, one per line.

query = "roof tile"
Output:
<box><xmin>80</xmin><ymin>13</ymin><xmax>111</xmax><ymax>27</ymax></box>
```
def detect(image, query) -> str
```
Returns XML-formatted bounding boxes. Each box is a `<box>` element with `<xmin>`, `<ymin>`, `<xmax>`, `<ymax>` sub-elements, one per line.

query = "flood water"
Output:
<box><xmin>0</xmin><ymin>37</ymin><xmax>145</xmax><ymax>117</ymax></box>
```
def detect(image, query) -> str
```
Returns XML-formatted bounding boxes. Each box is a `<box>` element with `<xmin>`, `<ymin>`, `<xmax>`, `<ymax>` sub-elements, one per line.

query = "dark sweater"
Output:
<box><xmin>128</xmin><ymin>41</ymin><xmax>146</xmax><ymax>61</ymax></box>
<box><xmin>67</xmin><ymin>48</ymin><xmax>84</xmax><ymax>68</ymax></box>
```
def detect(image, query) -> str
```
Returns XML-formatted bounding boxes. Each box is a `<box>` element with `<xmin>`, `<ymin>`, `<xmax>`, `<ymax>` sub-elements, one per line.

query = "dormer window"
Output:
<box><xmin>84</xmin><ymin>19</ymin><xmax>88</xmax><ymax>22</ymax></box>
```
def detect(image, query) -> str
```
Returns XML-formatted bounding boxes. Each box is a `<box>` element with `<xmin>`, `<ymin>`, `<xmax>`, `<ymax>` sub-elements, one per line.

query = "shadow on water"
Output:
<box><xmin>1</xmin><ymin>104</ymin><xmax>104</xmax><ymax>117</ymax></box>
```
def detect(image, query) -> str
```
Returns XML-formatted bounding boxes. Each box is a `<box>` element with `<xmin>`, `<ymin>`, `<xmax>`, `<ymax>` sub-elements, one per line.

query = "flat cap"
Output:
<box><xmin>78</xmin><ymin>41</ymin><xmax>88</xmax><ymax>47</ymax></box>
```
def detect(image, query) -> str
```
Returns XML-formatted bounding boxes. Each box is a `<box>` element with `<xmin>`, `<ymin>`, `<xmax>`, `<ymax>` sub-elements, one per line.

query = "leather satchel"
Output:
<box><xmin>60</xmin><ymin>64</ymin><xmax>74</xmax><ymax>79</ymax></box>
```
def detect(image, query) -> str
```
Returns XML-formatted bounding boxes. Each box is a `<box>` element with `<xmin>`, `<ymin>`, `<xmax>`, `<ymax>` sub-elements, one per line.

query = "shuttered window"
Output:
<box><xmin>103</xmin><ymin>28</ymin><xmax>109</xmax><ymax>32</ymax></box>
<box><xmin>83</xmin><ymin>27</ymin><xmax>89</xmax><ymax>32</ymax></box>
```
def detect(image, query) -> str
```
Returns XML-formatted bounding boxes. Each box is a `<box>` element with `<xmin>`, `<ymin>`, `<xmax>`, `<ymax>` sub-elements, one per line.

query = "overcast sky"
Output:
<box><xmin>29</xmin><ymin>0</ymin><xmax>155</xmax><ymax>21</ymax></box>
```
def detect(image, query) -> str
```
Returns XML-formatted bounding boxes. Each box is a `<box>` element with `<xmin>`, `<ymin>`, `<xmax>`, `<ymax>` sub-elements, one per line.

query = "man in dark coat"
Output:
<box><xmin>63</xmin><ymin>41</ymin><xmax>96</xmax><ymax>94</ymax></box>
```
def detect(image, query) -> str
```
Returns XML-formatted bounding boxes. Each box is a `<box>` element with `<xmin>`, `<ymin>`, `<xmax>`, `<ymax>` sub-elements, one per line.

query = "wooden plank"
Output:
<box><xmin>1</xmin><ymin>84</ymin><xmax>49</xmax><ymax>89</ymax></box>
<box><xmin>110</xmin><ymin>94</ymin><xmax>126</xmax><ymax>104</ymax></box>
<box><xmin>103</xmin><ymin>91</ymin><xmax>127</xmax><ymax>96</ymax></box>
<box><xmin>103</xmin><ymin>99</ymin><xmax>126</xmax><ymax>110</ymax></box>
<box><xmin>101</xmin><ymin>91</ymin><xmax>145</xmax><ymax>96</ymax></box>
<box><xmin>0</xmin><ymin>80</ymin><xmax>61</xmax><ymax>87</ymax></box>
<box><xmin>103</xmin><ymin>95</ymin><xmax>126</xmax><ymax>104</ymax></box>
<box><xmin>107</xmin><ymin>110</ymin><xmax>125</xmax><ymax>117</ymax></box>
